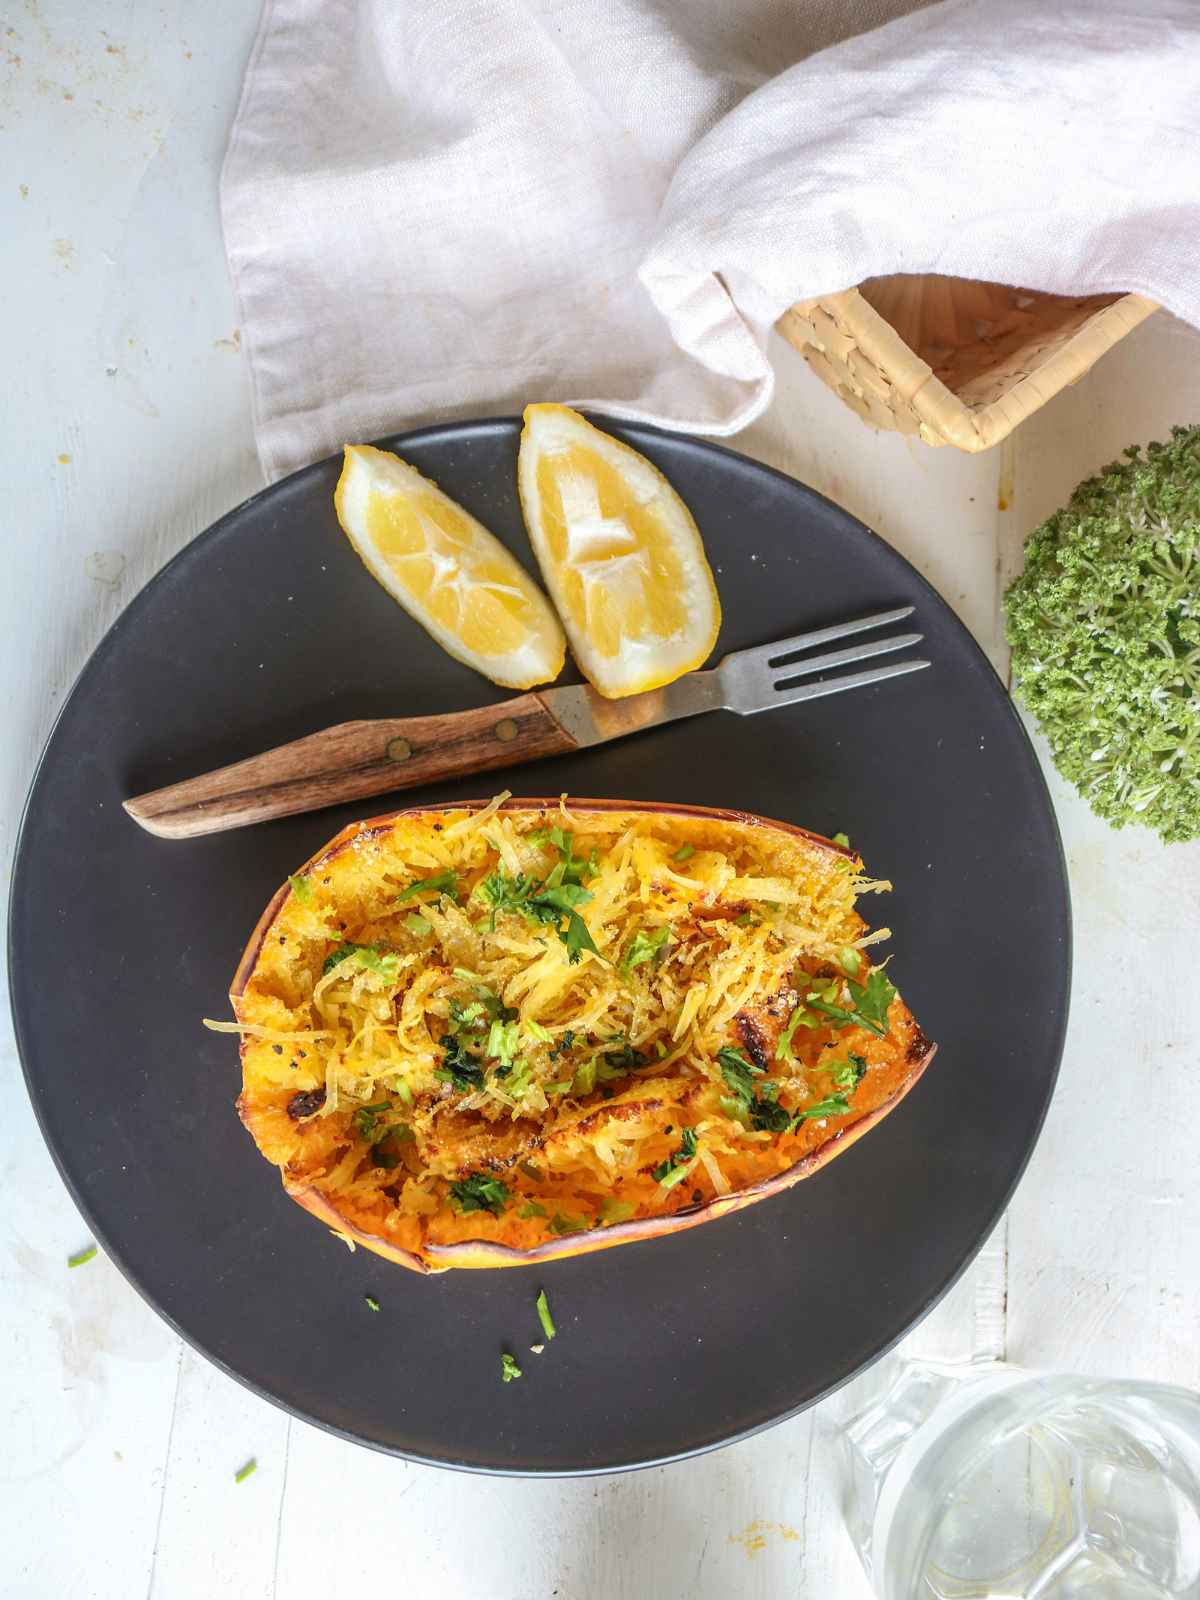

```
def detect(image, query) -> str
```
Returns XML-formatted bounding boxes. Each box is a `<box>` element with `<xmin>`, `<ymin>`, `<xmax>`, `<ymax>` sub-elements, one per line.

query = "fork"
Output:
<box><xmin>123</xmin><ymin>606</ymin><xmax>929</xmax><ymax>838</ymax></box>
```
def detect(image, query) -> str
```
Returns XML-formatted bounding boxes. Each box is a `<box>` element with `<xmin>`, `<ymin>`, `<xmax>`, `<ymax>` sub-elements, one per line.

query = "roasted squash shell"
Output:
<box><xmin>228</xmin><ymin>798</ymin><xmax>934</xmax><ymax>1271</ymax></box>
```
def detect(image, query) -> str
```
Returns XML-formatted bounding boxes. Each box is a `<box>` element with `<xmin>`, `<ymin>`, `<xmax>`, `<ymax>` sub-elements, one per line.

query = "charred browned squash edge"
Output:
<box><xmin>231</xmin><ymin>797</ymin><xmax>937</xmax><ymax>1273</ymax></box>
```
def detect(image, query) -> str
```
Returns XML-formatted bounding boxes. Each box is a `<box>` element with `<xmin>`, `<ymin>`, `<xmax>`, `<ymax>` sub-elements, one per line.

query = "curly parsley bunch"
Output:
<box><xmin>1004</xmin><ymin>425</ymin><xmax>1200</xmax><ymax>843</ymax></box>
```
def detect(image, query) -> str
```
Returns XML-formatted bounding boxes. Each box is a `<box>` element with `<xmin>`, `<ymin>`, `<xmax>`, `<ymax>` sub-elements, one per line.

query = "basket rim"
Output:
<box><xmin>779</xmin><ymin>285</ymin><xmax>1158</xmax><ymax>452</ymax></box>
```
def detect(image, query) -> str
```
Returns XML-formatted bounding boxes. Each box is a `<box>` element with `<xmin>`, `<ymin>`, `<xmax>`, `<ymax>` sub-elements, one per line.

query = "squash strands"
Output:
<box><xmin>227</xmin><ymin>798</ymin><xmax>934</xmax><ymax>1271</ymax></box>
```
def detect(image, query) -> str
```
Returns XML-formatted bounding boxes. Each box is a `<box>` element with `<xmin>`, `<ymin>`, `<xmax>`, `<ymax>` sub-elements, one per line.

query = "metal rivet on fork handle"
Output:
<box><xmin>387</xmin><ymin>737</ymin><xmax>413</xmax><ymax>763</ymax></box>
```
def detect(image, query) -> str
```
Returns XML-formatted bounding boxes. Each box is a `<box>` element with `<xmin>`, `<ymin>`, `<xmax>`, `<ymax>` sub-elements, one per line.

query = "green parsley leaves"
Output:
<box><xmin>67</xmin><ymin>1244</ymin><xmax>97</xmax><ymax>1269</ymax></box>
<box><xmin>288</xmin><ymin>874</ymin><xmax>313</xmax><ymax>905</ymax></box>
<box><xmin>396</xmin><ymin>869</ymin><xmax>459</xmax><ymax>903</ymax></box>
<box><xmin>775</xmin><ymin>1003</ymin><xmax>819</xmax><ymax>1062</ymax></box>
<box><xmin>718</xmin><ymin>1046</ymin><xmax>785</xmax><ymax>1131</ymax></box>
<box><xmin>652</xmin><ymin>1126</ymin><xmax>698</xmax><ymax>1187</ymax></box>
<box><xmin>351</xmin><ymin>1099</ymin><xmax>392</xmax><ymax>1140</ymax></box>
<box><xmin>475</xmin><ymin>837</ymin><xmax>602</xmax><ymax>964</ymax></box>
<box><xmin>830</xmin><ymin>1053</ymin><xmax>869</xmax><ymax>1091</ymax></box>
<box><xmin>448</xmin><ymin>1174</ymin><xmax>511</xmax><ymax>1216</ymax></box>
<box><xmin>322</xmin><ymin>942</ymin><xmax>400</xmax><ymax>983</ymax></box>
<box><xmin>806</xmin><ymin>968</ymin><xmax>897</xmax><ymax>1037</ymax></box>
<box><xmin>500</xmin><ymin>1352</ymin><xmax>523</xmax><ymax>1383</ymax></box>
<box><xmin>793</xmin><ymin>1094</ymin><xmax>851</xmax><ymax>1122</ymax></box>
<box><xmin>621</xmin><ymin>924</ymin><xmax>671</xmax><ymax>973</ymax></box>
<box><xmin>435</xmin><ymin>1033</ymin><xmax>486</xmax><ymax>1092</ymax></box>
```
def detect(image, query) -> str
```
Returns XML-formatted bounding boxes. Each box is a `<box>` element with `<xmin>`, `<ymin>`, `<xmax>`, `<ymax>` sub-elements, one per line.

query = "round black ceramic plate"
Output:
<box><xmin>11</xmin><ymin>419</ymin><xmax>1070</xmax><ymax>1474</ymax></box>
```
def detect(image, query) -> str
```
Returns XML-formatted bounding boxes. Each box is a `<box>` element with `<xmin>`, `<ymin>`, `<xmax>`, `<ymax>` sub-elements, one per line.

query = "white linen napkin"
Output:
<box><xmin>222</xmin><ymin>0</ymin><xmax>1200</xmax><ymax>482</ymax></box>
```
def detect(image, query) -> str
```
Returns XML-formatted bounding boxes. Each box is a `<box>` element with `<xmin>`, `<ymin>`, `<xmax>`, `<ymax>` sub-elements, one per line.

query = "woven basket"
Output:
<box><xmin>777</xmin><ymin>275</ymin><xmax>1157</xmax><ymax>452</ymax></box>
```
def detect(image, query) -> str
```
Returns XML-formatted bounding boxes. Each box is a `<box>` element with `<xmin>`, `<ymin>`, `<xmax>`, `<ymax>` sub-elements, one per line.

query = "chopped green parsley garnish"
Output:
<box><xmin>832</xmin><ymin>831</ymin><xmax>850</xmax><ymax>848</ymax></box>
<box><xmin>67</xmin><ymin>1244</ymin><xmax>97</xmax><ymax>1269</ymax></box>
<box><xmin>535</xmin><ymin>1289</ymin><xmax>556</xmax><ymax>1342</ymax></box>
<box><xmin>501</xmin><ymin>1058</ymin><xmax>534</xmax><ymax>1096</ymax></box>
<box><xmin>475</xmin><ymin>862</ymin><xmax>534</xmax><ymax>920</ymax></box>
<box><xmin>322</xmin><ymin>942</ymin><xmax>400</xmax><ymax>983</ymax></box>
<box><xmin>435</xmin><ymin>1033</ymin><xmax>486</xmax><ymax>1092</ymax></box>
<box><xmin>839</xmin><ymin>947</ymin><xmax>862</xmax><ymax>976</ymax></box>
<box><xmin>486</xmin><ymin>1018</ymin><xmax>521</xmax><ymax>1067</ymax></box>
<box><xmin>653</xmin><ymin>1126</ymin><xmax>698</xmax><ymax>1186</ymax></box>
<box><xmin>806</xmin><ymin>968</ymin><xmax>897</xmax><ymax>1037</ymax></box>
<box><xmin>621</xmin><ymin>924</ymin><xmax>671</xmax><ymax>972</ymax></box>
<box><xmin>775</xmin><ymin>1004</ymin><xmax>818</xmax><ymax>1062</ymax></box>
<box><xmin>749</xmin><ymin>1097</ymin><xmax>791</xmax><ymax>1133</ymax></box>
<box><xmin>831</xmin><ymin>1053</ymin><xmax>869</xmax><ymax>1091</ymax></box>
<box><xmin>500</xmin><ymin>1352</ymin><xmax>523</xmax><ymax>1383</ymax></box>
<box><xmin>572</xmin><ymin>1058</ymin><xmax>597</xmax><ymax>1096</ymax></box>
<box><xmin>548</xmin><ymin>1211</ymin><xmax>589</xmax><ymax>1235</ymax></box>
<box><xmin>793</xmin><ymin>1094</ymin><xmax>851</xmax><ymax>1123</ymax></box>
<box><xmin>476</xmin><ymin>860</ymin><xmax>601</xmax><ymax>964</ymax></box>
<box><xmin>403</xmin><ymin>913</ymin><xmax>432</xmax><ymax>936</ymax></box>
<box><xmin>365</xmin><ymin>1295</ymin><xmax>380</xmax><ymax>1312</ymax></box>
<box><xmin>525</xmin><ymin>1019</ymin><xmax>554</xmax><ymax>1044</ymax></box>
<box><xmin>518</xmin><ymin>1200</ymin><xmax>548</xmax><ymax>1219</ymax></box>
<box><xmin>599</xmin><ymin>1197</ymin><xmax>635</xmax><ymax>1225</ymax></box>
<box><xmin>234</xmin><ymin>1459</ymin><xmax>257</xmax><ymax>1483</ymax></box>
<box><xmin>352</xmin><ymin>1098</ymin><xmax>392</xmax><ymax>1140</ymax></box>
<box><xmin>719</xmin><ymin>1046</ymin><xmax>790</xmax><ymax>1131</ymax></box>
<box><xmin>540</xmin><ymin>827</ymin><xmax>597</xmax><ymax>887</ymax></box>
<box><xmin>396</xmin><ymin>869</ymin><xmax>459</xmax><ymax>903</ymax></box>
<box><xmin>672</xmin><ymin>843</ymin><xmax>695</xmax><ymax>863</ymax></box>
<box><xmin>449</xmin><ymin>998</ymin><xmax>486</xmax><ymax>1030</ymax></box>
<box><xmin>288</xmin><ymin>874</ymin><xmax>313</xmax><ymax>905</ymax></box>
<box><xmin>448</xmin><ymin>1174</ymin><xmax>511</xmax><ymax>1215</ymax></box>
<box><xmin>600</xmin><ymin>1039</ymin><xmax>650</xmax><ymax>1074</ymax></box>
<box><xmin>718</xmin><ymin>1045</ymin><xmax>763</xmax><ymax>1111</ymax></box>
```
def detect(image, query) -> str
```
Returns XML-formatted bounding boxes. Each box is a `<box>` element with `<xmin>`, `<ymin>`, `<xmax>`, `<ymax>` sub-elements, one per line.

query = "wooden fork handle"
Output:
<box><xmin>122</xmin><ymin>695</ymin><xmax>580</xmax><ymax>839</ymax></box>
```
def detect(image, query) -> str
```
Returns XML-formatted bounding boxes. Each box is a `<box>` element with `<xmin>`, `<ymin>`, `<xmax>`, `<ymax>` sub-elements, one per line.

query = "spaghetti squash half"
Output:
<box><xmin>225</xmin><ymin>797</ymin><xmax>934</xmax><ymax>1271</ymax></box>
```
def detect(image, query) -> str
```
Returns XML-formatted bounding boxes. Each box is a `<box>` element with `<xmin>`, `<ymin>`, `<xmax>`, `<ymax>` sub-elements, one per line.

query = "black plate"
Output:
<box><xmin>10</xmin><ymin>419</ymin><xmax>1070</xmax><ymax>1475</ymax></box>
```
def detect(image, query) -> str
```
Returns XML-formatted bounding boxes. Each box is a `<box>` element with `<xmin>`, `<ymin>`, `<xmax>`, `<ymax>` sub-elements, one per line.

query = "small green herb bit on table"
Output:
<box><xmin>500</xmin><ymin>1352</ymin><xmax>523</xmax><ymax>1383</ymax></box>
<box><xmin>535</xmin><ymin>1288</ymin><xmax>556</xmax><ymax>1342</ymax></box>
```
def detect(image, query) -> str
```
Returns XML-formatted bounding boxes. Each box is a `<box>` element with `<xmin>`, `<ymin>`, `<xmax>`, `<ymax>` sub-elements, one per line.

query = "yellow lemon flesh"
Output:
<box><xmin>334</xmin><ymin>444</ymin><xmax>566</xmax><ymax>691</ymax></box>
<box><xmin>517</xmin><ymin>404</ymin><xmax>721</xmax><ymax>698</ymax></box>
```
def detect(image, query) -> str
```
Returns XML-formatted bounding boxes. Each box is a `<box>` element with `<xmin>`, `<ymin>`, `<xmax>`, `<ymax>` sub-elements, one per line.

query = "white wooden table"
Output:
<box><xmin>5</xmin><ymin>6</ymin><xmax>1199</xmax><ymax>1596</ymax></box>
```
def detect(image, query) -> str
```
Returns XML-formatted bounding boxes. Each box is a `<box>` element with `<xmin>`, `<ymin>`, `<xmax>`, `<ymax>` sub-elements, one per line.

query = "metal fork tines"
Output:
<box><xmin>719</xmin><ymin>605</ymin><xmax>930</xmax><ymax>714</ymax></box>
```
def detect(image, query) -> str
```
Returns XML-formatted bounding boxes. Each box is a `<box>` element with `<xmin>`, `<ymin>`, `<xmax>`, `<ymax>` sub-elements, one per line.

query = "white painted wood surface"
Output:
<box><xmin>4</xmin><ymin>5</ymin><xmax>1199</xmax><ymax>1597</ymax></box>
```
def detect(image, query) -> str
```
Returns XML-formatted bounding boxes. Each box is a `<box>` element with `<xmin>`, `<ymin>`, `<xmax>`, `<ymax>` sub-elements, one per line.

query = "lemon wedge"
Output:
<box><xmin>334</xmin><ymin>444</ymin><xmax>566</xmax><ymax>690</ymax></box>
<box><xmin>517</xmin><ymin>404</ymin><xmax>720</xmax><ymax>698</ymax></box>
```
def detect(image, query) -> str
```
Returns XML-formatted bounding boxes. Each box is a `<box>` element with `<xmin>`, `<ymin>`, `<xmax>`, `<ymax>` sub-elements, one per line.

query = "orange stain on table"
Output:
<box><xmin>729</xmin><ymin>1520</ymin><xmax>802</xmax><ymax>1558</ymax></box>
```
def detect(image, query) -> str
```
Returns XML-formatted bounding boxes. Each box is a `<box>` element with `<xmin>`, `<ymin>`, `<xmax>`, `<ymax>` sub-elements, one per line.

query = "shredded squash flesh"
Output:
<box><xmin>229</xmin><ymin>798</ymin><xmax>930</xmax><ymax>1266</ymax></box>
